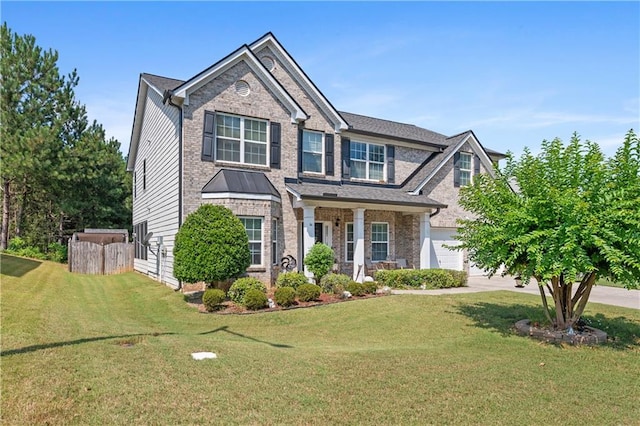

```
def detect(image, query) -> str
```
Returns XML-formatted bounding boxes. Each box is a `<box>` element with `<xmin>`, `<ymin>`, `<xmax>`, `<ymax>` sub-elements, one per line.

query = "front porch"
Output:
<box><xmin>293</xmin><ymin>205</ymin><xmax>440</xmax><ymax>282</ymax></box>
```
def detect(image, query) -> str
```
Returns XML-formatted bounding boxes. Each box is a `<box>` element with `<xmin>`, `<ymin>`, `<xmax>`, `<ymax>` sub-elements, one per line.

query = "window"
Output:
<box><xmin>272</xmin><ymin>219</ymin><xmax>278</xmax><ymax>265</ymax></box>
<box><xmin>142</xmin><ymin>159</ymin><xmax>147</xmax><ymax>190</ymax></box>
<box><xmin>216</xmin><ymin>113</ymin><xmax>267</xmax><ymax>166</ymax></box>
<box><xmin>350</xmin><ymin>141</ymin><xmax>385</xmax><ymax>181</ymax></box>
<box><xmin>371</xmin><ymin>223</ymin><xmax>388</xmax><ymax>261</ymax></box>
<box><xmin>459</xmin><ymin>153</ymin><xmax>472</xmax><ymax>186</ymax></box>
<box><xmin>134</xmin><ymin>221</ymin><xmax>148</xmax><ymax>260</ymax></box>
<box><xmin>302</xmin><ymin>130</ymin><xmax>323</xmax><ymax>173</ymax></box>
<box><xmin>240</xmin><ymin>217</ymin><xmax>263</xmax><ymax>266</ymax></box>
<box><xmin>345</xmin><ymin>223</ymin><xmax>354</xmax><ymax>262</ymax></box>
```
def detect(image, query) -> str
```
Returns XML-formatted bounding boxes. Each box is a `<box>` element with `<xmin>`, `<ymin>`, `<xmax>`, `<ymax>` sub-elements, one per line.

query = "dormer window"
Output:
<box><xmin>458</xmin><ymin>152</ymin><xmax>472</xmax><ymax>186</ymax></box>
<box><xmin>350</xmin><ymin>141</ymin><xmax>385</xmax><ymax>181</ymax></box>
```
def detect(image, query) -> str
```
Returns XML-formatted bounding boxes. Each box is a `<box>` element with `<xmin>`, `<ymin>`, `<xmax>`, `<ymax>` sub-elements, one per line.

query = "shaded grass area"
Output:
<box><xmin>2</xmin><ymin>253</ymin><xmax>640</xmax><ymax>425</ymax></box>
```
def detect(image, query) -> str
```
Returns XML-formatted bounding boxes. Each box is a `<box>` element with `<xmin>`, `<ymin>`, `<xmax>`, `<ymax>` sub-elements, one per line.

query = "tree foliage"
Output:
<box><xmin>303</xmin><ymin>242</ymin><xmax>334</xmax><ymax>282</ymax></box>
<box><xmin>173</xmin><ymin>205</ymin><xmax>251</xmax><ymax>284</ymax></box>
<box><xmin>456</xmin><ymin>131</ymin><xmax>640</xmax><ymax>329</ymax></box>
<box><xmin>0</xmin><ymin>23</ymin><xmax>130</xmax><ymax>252</ymax></box>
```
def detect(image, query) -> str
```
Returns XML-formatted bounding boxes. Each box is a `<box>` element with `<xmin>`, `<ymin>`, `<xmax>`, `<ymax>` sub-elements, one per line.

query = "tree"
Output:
<box><xmin>0</xmin><ymin>23</ymin><xmax>79</xmax><ymax>249</ymax></box>
<box><xmin>304</xmin><ymin>242</ymin><xmax>334</xmax><ymax>283</ymax></box>
<box><xmin>455</xmin><ymin>131</ymin><xmax>640</xmax><ymax>330</ymax></box>
<box><xmin>173</xmin><ymin>205</ymin><xmax>251</xmax><ymax>284</ymax></box>
<box><xmin>0</xmin><ymin>23</ymin><xmax>131</xmax><ymax>251</ymax></box>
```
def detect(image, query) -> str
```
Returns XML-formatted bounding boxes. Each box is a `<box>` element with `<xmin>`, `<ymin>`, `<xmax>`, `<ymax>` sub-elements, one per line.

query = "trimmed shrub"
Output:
<box><xmin>174</xmin><ymin>205</ymin><xmax>251</xmax><ymax>284</ymax></box>
<box><xmin>274</xmin><ymin>287</ymin><xmax>296</xmax><ymax>307</ymax></box>
<box><xmin>243</xmin><ymin>289</ymin><xmax>268</xmax><ymax>310</ymax></box>
<box><xmin>303</xmin><ymin>243</ymin><xmax>334</xmax><ymax>282</ymax></box>
<box><xmin>228</xmin><ymin>277</ymin><xmax>266</xmax><ymax>304</ymax></box>
<box><xmin>202</xmin><ymin>289</ymin><xmax>226</xmax><ymax>312</ymax></box>
<box><xmin>346</xmin><ymin>281</ymin><xmax>365</xmax><ymax>297</ymax></box>
<box><xmin>275</xmin><ymin>272</ymin><xmax>308</xmax><ymax>290</ymax></box>
<box><xmin>296</xmin><ymin>283</ymin><xmax>321</xmax><ymax>302</ymax></box>
<box><xmin>374</xmin><ymin>269</ymin><xmax>463</xmax><ymax>289</ymax></box>
<box><xmin>320</xmin><ymin>273</ymin><xmax>352</xmax><ymax>294</ymax></box>
<box><xmin>362</xmin><ymin>281</ymin><xmax>378</xmax><ymax>295</ymax></box>
<box><xmin>448</xmin><ymin>270</ymin><xmax>468</xmax><ymax>287</ymax></box>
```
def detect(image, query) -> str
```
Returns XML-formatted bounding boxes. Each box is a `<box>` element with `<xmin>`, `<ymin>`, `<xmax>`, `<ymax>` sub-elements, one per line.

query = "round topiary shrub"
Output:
<box><xmin>202</xmin><ymin>288</ymin><xmax>226</xmax><ymax>312</ymax></box>
<box><xmin>243</xmin><ymin>288</ymin><xmax>268</xmax><ymax>310</ymax></box>
<box><xmin>320</xmin><ymin>273</ymin><xmax>352</xmax><ymax>294</ymax></box>
<box><xmin>274</xmin><ymin>286</ymin><xmax>296</xmax><ymax>307</ymax></box>
<box><xmin>228</xmin><ymin>277</ymin><xmax>266</xmax><ymax>304</ymax></box>
<box><xmin>296</xmin><ymin>283</ymin><xmax>321</xmax><ymax>302</ymax></box>
<box><xmin>174</xmin><ymin>205</ymin><xmax>251</xmax><ymax>285</ymax></box>
<box><xmin>303</xmin><ymin>243</ymin><xmax>334</xmax><ymax>283</ymax></box>
<box><xmin>275</xmin><ymin>271</ymin><xmax>309</xmax><ymax>290</ymax></box>
<box><xmin>362</xmin><ymin>281</ymin><xmax>378</xmax><ymax>295</ymax></box>
<box><xmin>346</xmin><ymin>281</ymin><xmax>365</xmax><ymax>297</ymax></box>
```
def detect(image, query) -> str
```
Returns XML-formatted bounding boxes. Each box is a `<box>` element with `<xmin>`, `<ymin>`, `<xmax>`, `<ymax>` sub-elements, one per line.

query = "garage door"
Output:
<box><xmin>430</xmin><ymin>228</ymin><xmax>463</xmax><ymax>271</ymax></box>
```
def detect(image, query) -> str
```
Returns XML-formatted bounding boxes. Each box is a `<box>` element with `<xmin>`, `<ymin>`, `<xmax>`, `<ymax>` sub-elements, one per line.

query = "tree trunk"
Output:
<box><xmin>549</xmin><ymin>272</ymin><xmax>596</xmax><ymax>330</ymax></box>
<box><xmin>1</xmin><ymin>179</ymin><xmax>10</xmax><ymax>249</ymax></box>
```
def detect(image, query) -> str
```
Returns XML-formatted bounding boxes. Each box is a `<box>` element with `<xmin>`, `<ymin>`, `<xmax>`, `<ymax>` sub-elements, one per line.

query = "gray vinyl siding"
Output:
<box><xmin>132</xmin><ymin>86</ymin><xmax>180</xmax><ymax>288</ymax></box>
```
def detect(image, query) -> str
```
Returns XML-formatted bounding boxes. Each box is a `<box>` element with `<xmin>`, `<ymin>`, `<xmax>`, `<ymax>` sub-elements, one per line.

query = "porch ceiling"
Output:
<box><xmin>285</xmin><ymin>180</ymin><xmax>446</xmax><ymax>212</ymax></box>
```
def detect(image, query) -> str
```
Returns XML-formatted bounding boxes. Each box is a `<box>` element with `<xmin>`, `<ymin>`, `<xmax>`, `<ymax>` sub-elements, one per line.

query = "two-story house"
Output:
<box><xmin>127</xmin><ymin>32</ymin><xmax>504</xmax><ymax>289</ymax></box>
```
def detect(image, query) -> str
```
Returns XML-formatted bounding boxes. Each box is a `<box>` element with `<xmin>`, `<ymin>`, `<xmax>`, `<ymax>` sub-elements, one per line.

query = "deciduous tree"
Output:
<box><xmin>455</xmin><ymin>131</ymin><xmax>640</xmax><ymax>329</ymax></box>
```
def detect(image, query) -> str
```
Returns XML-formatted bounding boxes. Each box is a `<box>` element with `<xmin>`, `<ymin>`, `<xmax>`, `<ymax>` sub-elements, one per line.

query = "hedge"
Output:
<box><xmin>374</xmin><ymin>269</ymin><xmax>468</xmax><ymax>289</ymax></box>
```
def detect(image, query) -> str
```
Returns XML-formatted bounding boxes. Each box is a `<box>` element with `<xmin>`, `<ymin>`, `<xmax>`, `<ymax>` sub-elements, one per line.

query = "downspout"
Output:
<box><xmin>163</xmin><ymin>90</ymin><xmax>183</xmax><ymax>291</ymax></box>
<box><xmin>430</xmin><ymin>208</ymin><xmax>441</xmax><ymax>218</ymax></box>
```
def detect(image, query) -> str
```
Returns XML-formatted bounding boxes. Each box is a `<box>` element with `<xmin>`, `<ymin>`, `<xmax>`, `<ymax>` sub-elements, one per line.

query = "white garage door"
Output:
<box><xmin>430</xmin><ymin>228</ymin><xmax>463</xmax><ymax>271</ymax></box>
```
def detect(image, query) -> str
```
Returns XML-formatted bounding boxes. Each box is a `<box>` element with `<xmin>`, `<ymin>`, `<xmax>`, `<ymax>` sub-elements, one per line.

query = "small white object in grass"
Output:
<box><xmin>268</xmin><ymin>298</ymin><xmax>275</xmax><ymax>308</ymax></box>
<box><xmin>191</xmin><ymin>352</ymin><xmax>217</xmax><ymax>360</ymax></box>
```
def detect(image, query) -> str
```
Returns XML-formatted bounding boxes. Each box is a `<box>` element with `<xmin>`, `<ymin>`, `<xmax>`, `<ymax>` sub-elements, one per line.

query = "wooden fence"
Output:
<box><xmin>68</xmin><ymin>241</ymin><xmax>134</xmax><ymax>275</ymax></box>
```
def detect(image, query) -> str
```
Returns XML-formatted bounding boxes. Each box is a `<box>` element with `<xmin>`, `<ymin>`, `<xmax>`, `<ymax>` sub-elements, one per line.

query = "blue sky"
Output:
<box><xmin>3</xmin><ymin>1</ymin><xmax>639</xmax><ymax>158</ymax></box>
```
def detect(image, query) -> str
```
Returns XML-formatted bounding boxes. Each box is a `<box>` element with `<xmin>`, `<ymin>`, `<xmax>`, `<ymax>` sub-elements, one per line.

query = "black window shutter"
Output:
<box><xmin>341</xmin><ymin>137</ymin><xmax>351</xmax><ymax>179</ymax></box>
<box><xmin>298</xmin><ymin>128</ymin><xmax>304</xmax><ymax>174</ymax></box>
<box><xmin>387</xmin><ymin>145</ymin><xmax>395</xmax><ymax>184</ymax></box>
<box><xmin>474</xmin><ymin>154</ymin><xmax>481</xmax><ymax>175</ymax></box>
<box><xmin>270</xmin><ymin>122</ymin><xmax>281</xmax><ymax>169</ymax></box>
<box><xmin>202</xmin><ymin>111</ymin><xmax>215</xmax><ymax>161</ymax></box>
<box><xmin>325</xmin><ymin>134</ymin><xmax>334</xmax><ymax>176</ymax></box>
<box><xmin>453</xmin><ymin>152</ymin><xmax>461</xmax><ymax>188</ymax></box>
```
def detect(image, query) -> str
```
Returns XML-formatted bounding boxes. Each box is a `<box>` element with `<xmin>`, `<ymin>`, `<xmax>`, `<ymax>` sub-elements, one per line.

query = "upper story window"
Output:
<box><xmin>350</xmin><ymin>141</ymin><xmax>385</xmax><ymax>181</ymax></box>
<box><xmin>302</xmin><ymin>130</ymin><xmax>323</xmax><ymax>174</ymax></box>
<box><xmin>216</xmin><ymin>113</ymin><xmax>268</xmax><ymax>166</ymax></box>
<box><xmin>453</xmin><ymin>152</ymin><xmax>473</xmax><ymax>187</ymax></box>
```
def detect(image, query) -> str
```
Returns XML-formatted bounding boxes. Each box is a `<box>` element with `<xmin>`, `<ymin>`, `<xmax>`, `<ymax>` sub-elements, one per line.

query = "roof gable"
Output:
<box><xmin>172</xmin><ymin>44</ymin><xmax>307</xmax><ymax>123</ymax></box>
<box><xmin>409</xmin><ymin>131</ymin><xmax>498</xmax><ymax>195</ymax></box>
<box><xmin>250</xmin><ymin>33</ymin><xmax>348</xmax><ymax>132</ymax></box>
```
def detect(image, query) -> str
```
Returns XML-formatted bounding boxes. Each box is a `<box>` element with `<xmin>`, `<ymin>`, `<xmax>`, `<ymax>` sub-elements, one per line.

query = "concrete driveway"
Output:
<box><xmin>391</xmin><ymin>275</ymin><xmax>640</xmax><ymax>310</ymax></box>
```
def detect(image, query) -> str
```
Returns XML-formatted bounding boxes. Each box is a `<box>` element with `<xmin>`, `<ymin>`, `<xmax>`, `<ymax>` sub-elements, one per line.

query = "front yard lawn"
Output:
<box><xmin>2</xmin><ymin>253</ymin><xmax>639</xmax><ymax>425</ymax></box>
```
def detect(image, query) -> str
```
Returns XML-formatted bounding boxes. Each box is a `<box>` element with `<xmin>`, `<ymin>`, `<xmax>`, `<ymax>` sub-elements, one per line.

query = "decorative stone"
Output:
<box><xmin>342</xmin><ymin>291</ymin><xmax>352</xmax><ymax>299</ymax></box>
<box><xmin>514</xmin><ymin>319</ymin><xmax>607</xmax><ymax>345</ymax></box>
<box><xmin>364</xmin><ymin>276</ymin><xmax>374</xmax><ymax>282</ymax></box>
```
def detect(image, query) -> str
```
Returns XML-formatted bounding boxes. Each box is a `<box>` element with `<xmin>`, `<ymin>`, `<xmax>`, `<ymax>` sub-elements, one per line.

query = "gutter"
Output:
<box><xmin>430</xmin><ymin>208</ymin><xmax>441</xmax><ymax>218</ymax></box>
<box><xmin>163</xmin><ymin>89</ymin><xmax>183</xmax><ymax>291</ymax></box>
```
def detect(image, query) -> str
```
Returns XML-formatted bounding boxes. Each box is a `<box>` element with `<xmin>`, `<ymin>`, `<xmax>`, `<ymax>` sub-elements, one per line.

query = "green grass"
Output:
<box><xmin>596</xmin><ymin>278</ymin><xmax>636</xmax><ymax>289</ymax></box>
<box><xmin>2</xmin><ymin>253</ymin><xmax>640</xmax><ymax>425</ymax></box>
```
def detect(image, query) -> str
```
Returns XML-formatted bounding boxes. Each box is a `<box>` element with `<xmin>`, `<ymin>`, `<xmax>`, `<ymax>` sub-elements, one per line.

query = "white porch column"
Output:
<box><xmin>419</xmin><ymin>212</ymin><xmax>431</xmax><ymax>269</ymax></box>
<box><xmin>302</xmin><ymin>206</ymin><xmax>316</xmax><ymax>280</ymax></box>
<box><xmin>353</xmin><ymin>208</ymin><xmax>366</xmax><ymax>282</ymax></box>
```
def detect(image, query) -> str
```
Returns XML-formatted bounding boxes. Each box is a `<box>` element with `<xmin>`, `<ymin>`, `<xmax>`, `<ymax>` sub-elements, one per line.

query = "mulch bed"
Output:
<box><xmin>184</xmin><ymin>290</ymin><xmax>386</xmax><ymax>315</ymax></box>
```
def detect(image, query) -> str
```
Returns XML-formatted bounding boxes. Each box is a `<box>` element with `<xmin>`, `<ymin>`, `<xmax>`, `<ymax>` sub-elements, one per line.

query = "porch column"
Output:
<box><xmin>419</xmin><ymin>212</ymin><xmax>431</xmax><ymax>269</ymax></box>
<box><xmin>353</xmin><ymin>208</ymin><xmax>365</xmax><ymax>282</ymax></box>
<box><xmin>302</xmin><ymin>206</ymin><xmax>316</xmax><ymax>280</ymax></box>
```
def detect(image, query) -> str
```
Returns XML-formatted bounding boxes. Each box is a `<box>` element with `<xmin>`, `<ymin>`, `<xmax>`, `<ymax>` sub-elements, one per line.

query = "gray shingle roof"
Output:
<box><xmin>202</xmin><ymin>169</ymin><xmax>280</xmax><ymax>198</ymax></box>
<box><xmin>141</xmin><ymin>73</ymin><xmax>185</xmax><ymax>93</ymax></box>
<box><xmin>340</xmin><ymin>111</ymin><xmax>449</xmax><ymax>147</ymax></box>
<box><xmin>285</xmin><ymin>180</ymin><xmax>445</xmax><ymax>209</ymax></box>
